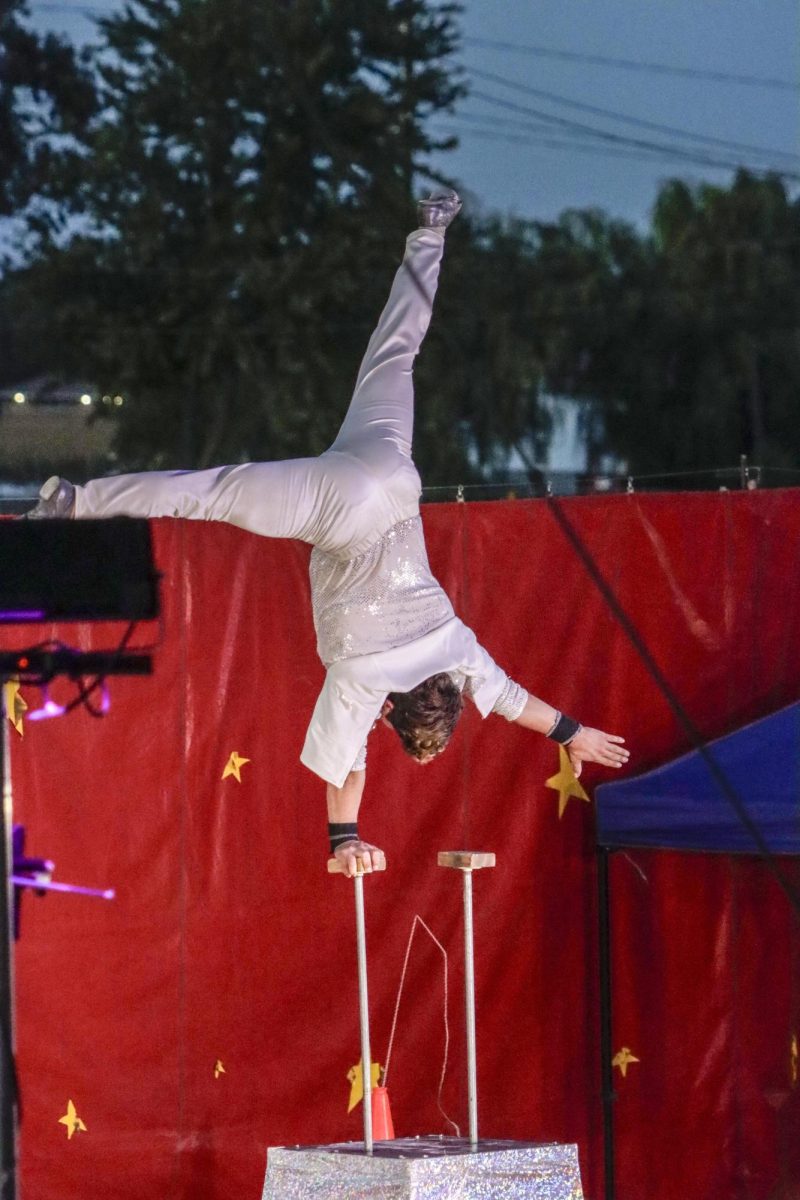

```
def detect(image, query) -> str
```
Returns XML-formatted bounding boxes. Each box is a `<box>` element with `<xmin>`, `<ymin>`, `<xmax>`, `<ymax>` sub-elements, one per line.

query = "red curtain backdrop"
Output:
<box><xmin>3</xmin><ymin>489</ymin><xmax>800</xmax><ymax>1200</ymax></box>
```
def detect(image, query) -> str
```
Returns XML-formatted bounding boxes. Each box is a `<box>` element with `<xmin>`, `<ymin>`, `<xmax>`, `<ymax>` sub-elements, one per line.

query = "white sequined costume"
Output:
<box><xmin>72</xmin><ymin>228</ymin><xmax>527</xmax><ymax>785</ymax></box>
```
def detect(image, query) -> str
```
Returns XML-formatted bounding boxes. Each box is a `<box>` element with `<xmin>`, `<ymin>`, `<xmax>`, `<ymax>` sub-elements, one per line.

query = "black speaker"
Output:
<box><xmin>0</xmin><ymin>518</ymin><xmax>160</xmax><ymax>622</ymax></box>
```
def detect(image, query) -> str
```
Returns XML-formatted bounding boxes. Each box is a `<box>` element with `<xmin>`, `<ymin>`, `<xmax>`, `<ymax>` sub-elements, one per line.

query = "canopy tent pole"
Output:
<box><xmin>597</xmin><ymin>846</ymin><xmax>615</xmax><ymax>1200</ymax></box>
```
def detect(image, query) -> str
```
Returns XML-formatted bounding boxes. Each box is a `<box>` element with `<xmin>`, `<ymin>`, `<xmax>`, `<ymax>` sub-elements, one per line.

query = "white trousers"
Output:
<box><xmin>75</xmin><ymin>229</ymin><xmax>446</xmax><ymax>559</ymax></box>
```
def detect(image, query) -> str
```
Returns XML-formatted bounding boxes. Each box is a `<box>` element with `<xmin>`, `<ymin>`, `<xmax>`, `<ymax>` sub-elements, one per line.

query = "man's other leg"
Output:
<box><xmin>328</xmin><ymin>226</ymin><xmax>447</xmax><ymax>473</ymax></box>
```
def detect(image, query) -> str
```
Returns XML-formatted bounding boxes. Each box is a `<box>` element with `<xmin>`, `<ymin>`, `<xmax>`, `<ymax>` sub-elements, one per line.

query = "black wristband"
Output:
<box><xmin>329</xmin><ymin>822</ymin><xmax>359</xmax><ymax>854</ymax></box>
<box><xmin>547</xmin><ymin>713</ymin><xmax>582</xmax><ymax>745</ymax></box>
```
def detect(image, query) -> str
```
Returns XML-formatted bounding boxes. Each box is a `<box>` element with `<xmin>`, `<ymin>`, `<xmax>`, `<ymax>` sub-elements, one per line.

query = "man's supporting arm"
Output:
<box><xmin>326</xmin><ymin>771</ymin><xmax>386</xmax><ymax>877</ymax></box>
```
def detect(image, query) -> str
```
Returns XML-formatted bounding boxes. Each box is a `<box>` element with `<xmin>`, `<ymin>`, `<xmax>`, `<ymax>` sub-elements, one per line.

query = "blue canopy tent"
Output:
<box><xmin>592</xmin><ymin>701</ymin><xmax>800</xmax><ymax>1200</ymax></box>
<box><xmin>596</xmin><ymin>701</ymin><xmax>800</xmax><ymax>856</ymax></box>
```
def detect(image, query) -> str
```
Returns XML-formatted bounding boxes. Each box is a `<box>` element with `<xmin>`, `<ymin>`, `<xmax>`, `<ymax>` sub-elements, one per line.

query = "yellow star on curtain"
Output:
<box><xmin>58</xmin><ymin>1099</ymin><xmax>87</xmax><ymax>1139</ymax></box>
<box><xmin>222</xmin><ymin>752</ymin><xmax>250</xmax><ymax>782</ymax></box>
<box><xmin>612</xmin><ymin>1047</ymin><xmax>639</xmax><ymax>1078</ymax></box>
<box><xmin>545</xmin><ymin>745</ymin><xmax>590</xmax><ymax>818</ymax></box>
<box><xmin>214</xmin><ymin>1059</ymin><xmax>226</xmax><ymax>1079</ymax></box>
<box><xmin>3</xmin><ymin>681</ymin><xmax>27</xmax><ymax>736</ymax></box>
<box><xmin>346</xmin><ymin>1059</ymin><xmax>383</xmax><ymax>1113</ymax></box>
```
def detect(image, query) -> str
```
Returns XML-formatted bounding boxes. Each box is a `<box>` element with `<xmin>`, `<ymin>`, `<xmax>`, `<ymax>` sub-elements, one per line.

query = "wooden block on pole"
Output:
<box><xmin>437</xmin><ymin>852</ymin><xmax>496</xmax><ymax>871</ymax></box>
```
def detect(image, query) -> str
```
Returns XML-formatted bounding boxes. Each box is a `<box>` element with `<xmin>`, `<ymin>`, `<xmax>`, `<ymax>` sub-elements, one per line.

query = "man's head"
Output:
<box><xmin>382</xmin><ymin>673</ymin><xmax>464</xmax><ymax>763</ymax></box>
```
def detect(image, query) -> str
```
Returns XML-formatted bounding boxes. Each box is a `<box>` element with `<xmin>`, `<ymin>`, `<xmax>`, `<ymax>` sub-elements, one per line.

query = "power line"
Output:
<box><xmin>433</xmin><ymin>120</ymin><xmax>726</xmax><ymax>169</ymax></box>
<box><xmin>435</xmin><ymin>117</ymin><xmax>729</xmax><ymax>165</ymax></box>
<box><xmin>448</xmin><ymin>106</ymin><xmax>798</xmax><ymax>165</ymax></box>
<box><xmin>450</xmin><ymin>110</ymin><xmax>565</xmax><ymax>136</ymax></box>
<box><xmin>463</xmin><ymin>35</ymin><xmax>800</xmax><ymax>93</ymax></box>
<box><xmin>469</xmin><ymin>68</ymin><xmax>800</xmax><ymax>166</ymax></box>
<box><xmin>469</xmin><ymin>89</ymin><xmax>800</xmax><ymax>182</ymax></box>
<box><xmin>434</xmin><ymin>118</ymin><xmax>797</xmax><ymax>178</ymax></box>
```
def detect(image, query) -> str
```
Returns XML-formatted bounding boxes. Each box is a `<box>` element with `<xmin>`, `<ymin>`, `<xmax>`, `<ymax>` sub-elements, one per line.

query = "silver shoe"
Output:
<box><xmin>24</xmin><ymin>475</ymin><xmax>76</xmax><ymax>519</ymax></box>
<box><xmin>417</xmin><ymin>189</ymin><xmax>462</xmax><ymax>230</ymax></box>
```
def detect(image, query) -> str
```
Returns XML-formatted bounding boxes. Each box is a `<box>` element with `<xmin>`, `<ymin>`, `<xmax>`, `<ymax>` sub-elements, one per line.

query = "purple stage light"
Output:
<box><xmin>12</xmin><ymin>825</ymin><xmax>115</xmax><ymax>939</ymax></box>
<box><xmin>27</xmin><ymin>698</ymin><xmax>66</xmax><ymax>722</ymax></box>
<box><xmin>11</xmin><ymin>878</ymin><xmax>116</xmax><ymax>901</ymax></box>
<box><xmin>0</xmin><ymin>611</ymin><xmax>46</xmax><ymax>622</ymax></box>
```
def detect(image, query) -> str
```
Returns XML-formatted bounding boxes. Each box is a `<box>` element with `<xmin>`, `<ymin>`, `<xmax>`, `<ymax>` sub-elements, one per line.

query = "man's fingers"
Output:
<box><xmin>331</xmin><ymin>841</ymin><xmax>386</xmax><ymax>877</ymax></box>
<box><xmin>342</xmin><ymin>844</ymin><xmax>386</xmax><ymax>876</ymax></box>
<box><xmin>602</xmin><ymin>738</ymin><xmax>629</xmax><ymax>767</ymax></box>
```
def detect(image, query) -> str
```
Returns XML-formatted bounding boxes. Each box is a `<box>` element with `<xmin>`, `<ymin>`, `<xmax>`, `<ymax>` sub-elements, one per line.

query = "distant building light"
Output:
<box><xmin>12</xmin><ymin>392</ymin><xmax>25</xmax><ymax>404</ymax></box>
<box><xmin>79</xmin><ymin>393</ymin><xmax>92</xmax><ymax>406</ymax></box>
<box><xmin>102</xmin><ymin>395</ymin><xmax>112</xmax><ymax>405</ymax></box>
<box><xmin>113</xmin><ymin>395</ymin><xmax>124</xmax><ymax>407</ymax></box>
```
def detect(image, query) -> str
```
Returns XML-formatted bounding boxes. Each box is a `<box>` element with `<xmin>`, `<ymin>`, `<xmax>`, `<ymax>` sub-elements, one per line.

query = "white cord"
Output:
<box><xmin>383</xmin><ymin>914</ymin><xmax>460</xmax><ymax>1137</ymax></box>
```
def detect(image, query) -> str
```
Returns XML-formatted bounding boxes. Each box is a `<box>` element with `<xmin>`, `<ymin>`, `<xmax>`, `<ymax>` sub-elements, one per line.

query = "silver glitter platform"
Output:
<box><xmin>262</xmin><ymin>1136</ymin><xmax>584</xmax><ymax>1199</ymax></box>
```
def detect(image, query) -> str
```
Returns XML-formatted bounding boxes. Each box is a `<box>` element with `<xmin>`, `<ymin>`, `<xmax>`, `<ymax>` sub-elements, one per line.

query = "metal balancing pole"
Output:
<box><xmin>327</xmin><ymin>857</ymin><xmax>386</xmax><ymax>1155</ymax></box>
<box><xmin>437</xmin><ymin>851</ymin><xmax>496</xmax><ymax>1149</ymax></box>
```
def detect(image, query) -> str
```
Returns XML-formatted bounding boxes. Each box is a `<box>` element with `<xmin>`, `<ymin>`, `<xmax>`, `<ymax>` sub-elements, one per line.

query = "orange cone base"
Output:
<box><xmin>370</xmin><ymin>1085</ymin><xmax>395</xmax><ymax>1140</ymax></box>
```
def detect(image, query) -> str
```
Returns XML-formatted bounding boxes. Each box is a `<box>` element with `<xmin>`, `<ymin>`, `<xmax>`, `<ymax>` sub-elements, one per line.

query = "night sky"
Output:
<box><xmin>20</xmin><ymin>0</ymin><xmax>800</xmax><ymax>226</ymax></box>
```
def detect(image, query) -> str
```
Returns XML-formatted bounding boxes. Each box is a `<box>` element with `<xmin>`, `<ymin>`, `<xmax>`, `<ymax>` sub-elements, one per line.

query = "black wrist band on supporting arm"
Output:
<box><xmin>329</xmin><ymin>822</ymin><xmax>359</xmax><ymax>854</ymax></box>
<box><xmin>547</xmin><ymin>712</ymin><xmax>582</xmax><ymax>745</ymax></box>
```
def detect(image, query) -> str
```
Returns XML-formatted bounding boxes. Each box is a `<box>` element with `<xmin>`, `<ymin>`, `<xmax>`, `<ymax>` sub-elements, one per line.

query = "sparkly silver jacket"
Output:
<box><xmin>302</xmin><ymin>516</ymin><xmax>527</xmax><ymax>787</ymax></box>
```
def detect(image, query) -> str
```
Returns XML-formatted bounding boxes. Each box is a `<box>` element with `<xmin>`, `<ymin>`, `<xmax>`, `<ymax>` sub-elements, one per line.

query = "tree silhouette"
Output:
<box><xmin>12</xmin><ymin>0</ymin><xmax>468</xmax><ymax>473</ymax></box>
<box><xmin>0</xmin><ymin>0</ymin><xmax>94</xmax><ymax>221</ymax></box>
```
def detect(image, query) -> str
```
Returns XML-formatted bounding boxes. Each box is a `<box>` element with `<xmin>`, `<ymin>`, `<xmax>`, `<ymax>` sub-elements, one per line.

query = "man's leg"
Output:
<box><xmin>65</xmin><ymin>458</ymin><xmax>330</xmax><ymax>544</ymax></box>
<box><xmin>329</xmin><ymin>193</ymin><xmax>460</xmax><ymax>475</ymax></box>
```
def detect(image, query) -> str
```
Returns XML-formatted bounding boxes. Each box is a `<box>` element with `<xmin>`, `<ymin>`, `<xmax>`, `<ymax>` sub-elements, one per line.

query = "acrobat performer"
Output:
<box><xmin>27</xmin><ymin>191</ymin><xmax>629</xmax><ymax>874</ymax></box>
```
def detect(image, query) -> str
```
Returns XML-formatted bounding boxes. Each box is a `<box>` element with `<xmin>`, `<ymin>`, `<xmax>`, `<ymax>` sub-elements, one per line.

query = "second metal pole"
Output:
<box><xmin>462</xmin><ymin>868</ymin><xmax>478</xmax><ymax>1148</ymax></box>
<box><xmin>438</xmin><ymin>851</ymin><xmax>495</xmax><ymax>1149</ymax></box>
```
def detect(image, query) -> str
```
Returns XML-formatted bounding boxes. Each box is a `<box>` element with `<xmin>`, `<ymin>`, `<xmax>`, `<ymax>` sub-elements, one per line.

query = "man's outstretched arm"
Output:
<box><xmin>512</xmin><ymin>692</ymin><xmax>629</xmax><ymax>776</ymax></box>
<box><xmin>326</xmin><ymin>770</ymin><xmax>385</xmax><ymax>877</ymax></box>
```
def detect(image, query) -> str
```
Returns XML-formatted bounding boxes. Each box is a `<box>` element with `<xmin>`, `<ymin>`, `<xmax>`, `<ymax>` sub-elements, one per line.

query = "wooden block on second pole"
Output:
<box><xmin>437</xmin><ymin>851</ymin><xmax>495</xmax><ymax>872</ymax></box>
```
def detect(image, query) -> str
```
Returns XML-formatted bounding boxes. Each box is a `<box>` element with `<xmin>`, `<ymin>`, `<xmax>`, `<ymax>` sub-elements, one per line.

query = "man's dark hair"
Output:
<box><xmin>386</xmin><ymin>673</ymin><xmax>464</xmax><ymax>761</ymax></box>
